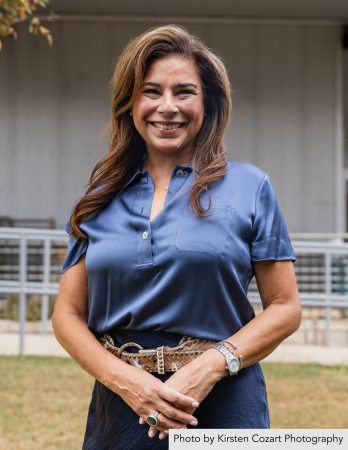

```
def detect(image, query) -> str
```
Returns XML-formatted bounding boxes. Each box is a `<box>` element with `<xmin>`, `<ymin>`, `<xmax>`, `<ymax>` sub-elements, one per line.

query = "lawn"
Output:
<box><xmin>0</xmin><ymin>356</ymin><xmax>347</xmax><ymax>449</ymax></box>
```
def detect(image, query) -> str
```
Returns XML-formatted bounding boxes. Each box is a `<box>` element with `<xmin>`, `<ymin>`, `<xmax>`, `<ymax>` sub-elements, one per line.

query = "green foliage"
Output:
<box><xmin>0</xmin><ymin>0</ymin><xmax>58</xmax><ymax>51</ymax></box>
<box><xmin>0</xmin><ymin>293</ymin><xmax>56</xmax><ymax>321</ymax></box>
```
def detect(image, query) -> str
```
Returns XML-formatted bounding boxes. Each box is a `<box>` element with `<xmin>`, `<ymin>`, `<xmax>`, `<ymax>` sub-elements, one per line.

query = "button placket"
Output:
<box><xmin>131</xmin><ymin>175</ymin><xmax>154</xmax><ymax>267</ymax></box>
<box><xmin>131</xmin><ymin>165</ymin><xmax>192</xmax><ymax>267</ymax></box>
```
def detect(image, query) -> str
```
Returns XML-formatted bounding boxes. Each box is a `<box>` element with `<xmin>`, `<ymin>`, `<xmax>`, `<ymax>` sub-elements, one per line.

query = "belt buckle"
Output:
<box><xmin>117</xmin><ymin>342</ymin><xmax>144</xmax><ymax>358</ymax></box>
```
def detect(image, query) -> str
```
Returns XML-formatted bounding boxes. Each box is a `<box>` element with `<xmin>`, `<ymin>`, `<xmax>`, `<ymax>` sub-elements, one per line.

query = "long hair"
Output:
<box><xmin>70</xmin><ymin>24</ymin><xmax>232</xmax><ymax>241</ymax></box>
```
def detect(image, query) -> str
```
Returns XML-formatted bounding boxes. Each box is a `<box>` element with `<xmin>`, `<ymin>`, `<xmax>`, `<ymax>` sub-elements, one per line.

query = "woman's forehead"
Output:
<box><xmin>144</xmin><ymin>56</ymin><xmax>201</xmax><ymax>84</ymax></box>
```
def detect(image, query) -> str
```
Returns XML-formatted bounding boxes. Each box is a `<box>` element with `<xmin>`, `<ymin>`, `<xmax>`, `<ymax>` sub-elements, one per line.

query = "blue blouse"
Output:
<box><xmin>62</xmin><ymin>154</ymin><xmax>296</xmax><ymax>341</ymax></box>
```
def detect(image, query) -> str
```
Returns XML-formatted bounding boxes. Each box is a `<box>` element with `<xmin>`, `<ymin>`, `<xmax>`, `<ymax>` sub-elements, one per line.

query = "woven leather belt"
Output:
<box><xmin>99</xmin><ymin>333</ymin><xmax>219</xmax><ymax>374</ymax></box>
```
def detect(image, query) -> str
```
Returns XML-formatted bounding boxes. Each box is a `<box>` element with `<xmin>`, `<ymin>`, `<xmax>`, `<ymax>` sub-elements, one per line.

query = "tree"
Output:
<box><xmin>0</xmin><ymin>0</ymin><xmax>59</xmax><ymax>51</ymax></box>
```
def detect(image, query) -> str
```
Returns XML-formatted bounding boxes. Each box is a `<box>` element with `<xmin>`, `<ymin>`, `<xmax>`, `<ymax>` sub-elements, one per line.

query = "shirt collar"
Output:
<box><xmin>124</xmin><ymin>153</ymin><xmax>200</xmax><ymax>188</ymax></box>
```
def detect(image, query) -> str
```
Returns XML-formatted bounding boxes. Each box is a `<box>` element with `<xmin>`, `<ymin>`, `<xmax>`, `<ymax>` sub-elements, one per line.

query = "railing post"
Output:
<box><xmin>19</xmin><ymin>234</ymin><xmax>27</xmax><ymax>355</ymax></box>
<box><xmin>41</xmin><ymin>238</ymin><xmax>51</xmax><ymax>334</ymax></box>
<box><xmin>325</xmin><ymin>252</ymin><xmax>332</xmax><ymax>347</ymax></box>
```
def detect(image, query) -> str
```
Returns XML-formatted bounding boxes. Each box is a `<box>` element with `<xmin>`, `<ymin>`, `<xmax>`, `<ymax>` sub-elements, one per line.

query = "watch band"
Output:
<box><xmin>220</xmin><ymin>342</ymin><xmax>243</xmax><ymax>370</ymax></box>
<box><xmin>213</xmin><ymin>343</ymin><xmax>240</xmax><ymax>376</ymax></box>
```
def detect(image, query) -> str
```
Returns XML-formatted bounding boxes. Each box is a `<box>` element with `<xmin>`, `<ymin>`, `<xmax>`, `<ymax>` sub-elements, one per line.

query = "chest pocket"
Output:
<box><xmin>175</xmin><ymin>205</ymin><xmax>234</xmax><ymax>257</ymax></box>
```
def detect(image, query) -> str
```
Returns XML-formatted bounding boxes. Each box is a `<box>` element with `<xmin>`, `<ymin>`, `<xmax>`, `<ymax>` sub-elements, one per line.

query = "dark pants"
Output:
<box><xmin>82</xmin><ymin>329</ymin><xmax>270</xmax><ymax>450</ymax></box>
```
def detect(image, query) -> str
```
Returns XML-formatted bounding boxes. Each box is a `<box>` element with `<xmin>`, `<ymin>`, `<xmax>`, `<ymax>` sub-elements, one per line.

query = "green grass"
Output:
<box><xmin>0</xmin><ymin>357</ymin><xmax>347</xmax><ymax>449</ymax></box>
<box><xmin>261</xmin><ymin>362</ymin><xmax>348</xmax><ymax>429</ymax></box>
<box><xmin>0</xmin><ymin>356</ymin><xmax>94</xmax><ymax>450</ymax></box>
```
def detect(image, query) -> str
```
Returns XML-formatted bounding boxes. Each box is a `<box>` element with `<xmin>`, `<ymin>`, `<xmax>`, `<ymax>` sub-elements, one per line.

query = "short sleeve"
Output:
<box><xmin>251</xmin><ymin>174</ymin><xmax>296</xmax><ymax>262</ymax></box>
<box><xmin>62</xmin><ymin>218</ymin><xmax>89</xmax><ymax>274</ymax></box>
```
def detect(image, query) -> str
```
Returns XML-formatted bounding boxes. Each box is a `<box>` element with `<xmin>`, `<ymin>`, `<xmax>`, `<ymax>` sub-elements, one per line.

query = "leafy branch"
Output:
<box><xmin>0</xmin><ymin>0</ymin><xmax>59</xmax><ymax>51</ymax></box>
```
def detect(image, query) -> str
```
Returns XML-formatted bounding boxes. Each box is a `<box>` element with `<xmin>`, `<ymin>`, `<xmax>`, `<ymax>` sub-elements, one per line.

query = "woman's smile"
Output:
<box><xmin>150</xmin><ymin>121</ymin><xmax>186</xmax><ymax>133</ymax></box>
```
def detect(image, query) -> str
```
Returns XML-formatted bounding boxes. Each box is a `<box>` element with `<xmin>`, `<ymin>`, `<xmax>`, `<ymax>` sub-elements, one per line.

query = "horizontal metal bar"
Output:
<box><xmin>47</xmin><ymin>13</ymin><xmax>346</xmax><ymax>26</ymax></box>
<box><xmin>291</xmin><ymin>241</ymin><xmax>348</xmax><ymax>254</ymax></box>
<box><xmin>248</xmin><ymin>297</ymin><xmax>348</xmax><ymax>308</ymax></box>
<box><xmin>0</xmin><ymin>280</ymin><xmax>21</xmax><ymax>287</ymax></box>
<box><xmin>248</xmin><ymin>291</ymin><xmax>348</xmax><ymax>302</ymax></box>
<box><xmin>0</xmin><ymin>280</ymin><xmax>60</xmax><ymax>288</ymax></box>
<box><xmin>249</xmin><ymin>297</ymin><xmax>348</xmax><ymax>308</ymax></box>
<box><xmin>0</xmin><ymin>228</ymin><xmax>68</xmax><ymax>239</ymax></box>
<box><xmin>0</xmin><ymin>286</ymin><xmax>59</xmax><ymax>295</ymax></box>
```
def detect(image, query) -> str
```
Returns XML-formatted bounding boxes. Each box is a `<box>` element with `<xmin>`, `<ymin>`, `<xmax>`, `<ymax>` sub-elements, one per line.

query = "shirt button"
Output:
<box><xmin>176</xmin><ymin>170</ymin><xmax>184</xmax><ymax>178</ymax></box>
<box><xmin>142</xmin><ymin>231</ymin><xmax>149</xmax><ymax>240</ymax></box>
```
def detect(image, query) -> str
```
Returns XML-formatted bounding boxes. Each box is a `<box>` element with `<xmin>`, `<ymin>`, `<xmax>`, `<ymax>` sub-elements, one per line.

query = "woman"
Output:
<box><xmin>53</xmin><ymin>25</ymin><xmax>301</xmax><ymax>449</ymax></box>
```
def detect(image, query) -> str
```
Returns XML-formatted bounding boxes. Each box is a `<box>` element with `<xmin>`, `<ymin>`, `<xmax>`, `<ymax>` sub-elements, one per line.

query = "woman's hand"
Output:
<box><xmin>140</xmin><ymin>347</ymin><xmax>228</xmax><ymax>439</ymax></box>
<box><xmin>112</xmin><ymin>363</ymin><xmax>200</xmax><ymax>434</ymax></box>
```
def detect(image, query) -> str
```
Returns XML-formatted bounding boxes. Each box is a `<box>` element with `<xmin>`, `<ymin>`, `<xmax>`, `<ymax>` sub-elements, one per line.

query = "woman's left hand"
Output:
<box><xmin>140</xmin><ymin>347</ymin><xmax>228</xmax><ymax>439</ymax></box>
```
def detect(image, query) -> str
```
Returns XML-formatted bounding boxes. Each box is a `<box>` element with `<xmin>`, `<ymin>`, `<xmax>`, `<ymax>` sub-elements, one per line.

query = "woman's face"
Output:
<box><xmin>131</xmin><ymin>55</ymin><xmax>205</xmax><ymax>157</ymax></box>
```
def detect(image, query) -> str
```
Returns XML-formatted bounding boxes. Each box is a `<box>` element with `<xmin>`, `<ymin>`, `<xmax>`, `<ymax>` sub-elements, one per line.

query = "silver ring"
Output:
<box><xmin>147</xmin><ymin>411</ymin><xmax>160</xmax><ymax>427</ymax></box>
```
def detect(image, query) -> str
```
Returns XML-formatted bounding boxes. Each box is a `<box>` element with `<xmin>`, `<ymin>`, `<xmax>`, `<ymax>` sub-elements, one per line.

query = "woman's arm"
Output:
<box><xmin>217</xmin><ymin>259</ymin><xmax>302</xmax><ymax>368</ymax></box>
<box><xmin>52</xmin><ymin>254</ymin><xmax>200</xmax><ymax>431</ymax></box>
<box><xmin>146</xmin><ymin>260</ymin><xmax>301</xmax><ymax>438</ymax></box>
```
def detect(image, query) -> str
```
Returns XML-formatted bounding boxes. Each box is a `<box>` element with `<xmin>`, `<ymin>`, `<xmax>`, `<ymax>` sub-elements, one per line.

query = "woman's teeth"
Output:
<box><xmin>153</xmin><ymin>123</ymin><xmax>184</xmax><ymax>130</ymax></box>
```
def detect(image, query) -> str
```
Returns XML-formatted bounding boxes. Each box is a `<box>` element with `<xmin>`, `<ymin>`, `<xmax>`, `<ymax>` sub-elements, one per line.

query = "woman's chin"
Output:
<box><xmin>149</xmin><ymin>138</ymin><xmax>188</xmax><ymax>152</ymax></box>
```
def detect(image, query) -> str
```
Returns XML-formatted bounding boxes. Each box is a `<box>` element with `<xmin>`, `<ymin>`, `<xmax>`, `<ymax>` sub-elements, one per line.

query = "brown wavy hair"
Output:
<box><xmin>70</xmin><ymin>24</ymin><xmax>232</xmax><ymax>242</ymax></box>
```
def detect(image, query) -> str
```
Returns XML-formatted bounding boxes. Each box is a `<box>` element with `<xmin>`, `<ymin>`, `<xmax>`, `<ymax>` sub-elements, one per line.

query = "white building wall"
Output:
<box><xmin>344</xmin><ymin>47</ymin><xmax>348</xmax><ymax>140</ymax></box>
<box><xmin>0</xmin><ymin>19</ymin><xmax>342</xmax><ymax>231</ymax></box>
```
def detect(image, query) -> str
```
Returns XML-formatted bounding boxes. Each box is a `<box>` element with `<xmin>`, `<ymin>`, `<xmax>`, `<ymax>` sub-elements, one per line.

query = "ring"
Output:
<box><xmin>147</xmin><ymin>412</ymin><xmax>160</xmax><ymax>427</ymax></box>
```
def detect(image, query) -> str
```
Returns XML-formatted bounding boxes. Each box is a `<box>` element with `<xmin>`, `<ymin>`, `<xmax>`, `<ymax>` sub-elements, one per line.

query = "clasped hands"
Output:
<box><xmin>135</xmin><ymin>348</ymin><xmax>228</xmax><ymax>440</ymax></box>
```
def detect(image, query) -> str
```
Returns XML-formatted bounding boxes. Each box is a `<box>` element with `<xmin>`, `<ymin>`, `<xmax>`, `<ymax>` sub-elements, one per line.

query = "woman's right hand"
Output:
<box><xmin>110</xmin><ymin>364</ymin><xmax>199</xmax><ymax>432</ymax></box>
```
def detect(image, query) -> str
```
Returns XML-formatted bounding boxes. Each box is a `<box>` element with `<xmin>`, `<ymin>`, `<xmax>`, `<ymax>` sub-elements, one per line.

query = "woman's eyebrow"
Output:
<box><xmin>175</xmin><ymin>83</ymin><xmax>198</xmax><ymax>89</ymax></box>
<box><xmin>142</xmin><ymin>82</ymin><xmax>161</xmax><ymax>87</ymax></box>
<box><xmin>142</xmin><ymin>82</ymin><xmax>198</xmax><ymax>89</ymax></box>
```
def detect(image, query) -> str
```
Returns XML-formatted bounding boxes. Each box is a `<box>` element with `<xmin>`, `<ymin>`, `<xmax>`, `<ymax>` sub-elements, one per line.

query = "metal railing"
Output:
<box><xmin>1</xmin><ymin>228</ymin><xmax>348</xmax><ymax>353</ymax></box>
<box><xmin>0</xmin><ymin>228</ymin><xmax>68</xmax><ymax>353</ymax></box>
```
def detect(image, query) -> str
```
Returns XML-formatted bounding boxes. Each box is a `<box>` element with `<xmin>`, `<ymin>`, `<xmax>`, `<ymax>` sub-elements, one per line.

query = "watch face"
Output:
<box><xmin>228</xmin><ymin>359</ymin><xmax>240</xmax><ymax>373</ymax></box>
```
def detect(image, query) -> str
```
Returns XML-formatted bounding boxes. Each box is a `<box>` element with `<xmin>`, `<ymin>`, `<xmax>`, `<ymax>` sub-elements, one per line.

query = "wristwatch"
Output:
<box><xmin>213</xmin><ymin>343</ymin><xmax>241</xmax><ymax>376</ymax></box>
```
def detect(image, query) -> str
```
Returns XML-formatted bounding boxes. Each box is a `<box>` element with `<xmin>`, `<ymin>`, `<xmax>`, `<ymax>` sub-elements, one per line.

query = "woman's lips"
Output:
<box><xmin>150</xmin><ymin>122</ymin><xmax>186</xmax><ymax>133</ymax></box>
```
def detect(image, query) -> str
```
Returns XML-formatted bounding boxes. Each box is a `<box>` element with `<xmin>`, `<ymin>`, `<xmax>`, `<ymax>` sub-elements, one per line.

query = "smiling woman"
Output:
<box><xmin>132</xmin><ymin>58</ymin><xmax>205</xmax><ymax>155</ymax></box>
<box><xmin>52</xmin><ymin>25</ymin><xmax>301</xmax><ymax>450</ymax></box>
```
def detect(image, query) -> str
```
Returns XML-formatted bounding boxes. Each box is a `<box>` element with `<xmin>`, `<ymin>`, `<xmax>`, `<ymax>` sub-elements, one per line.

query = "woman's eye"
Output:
<box><xmin>143</xmin><ymin>89</ymin><xmax>195</xmax><ymax>97</ymax></box>
<box><xmin>177</xmin><ymin>90</ymin><xmax>193</xmax><ymax>95</ymax></box>
<box><xmin>144</xmin><ymin>89</ymin><xmax>160</xmax><ymax>95</ymax></box>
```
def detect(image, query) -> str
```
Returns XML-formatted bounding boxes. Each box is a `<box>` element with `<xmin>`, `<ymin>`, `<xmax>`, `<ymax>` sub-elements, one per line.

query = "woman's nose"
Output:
<box><xmin>158</xmin><ymin>92</ymin><xmax>179</xmax><ymax>115</ymax></box>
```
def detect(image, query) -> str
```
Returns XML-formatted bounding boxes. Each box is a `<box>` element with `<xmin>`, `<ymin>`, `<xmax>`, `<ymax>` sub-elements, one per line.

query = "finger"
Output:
<box><xmin>154</xmin><ymin>410</ymin><xmax>194</xmax><ymax>430</ymax></box>
<box><xmin>139</xmin><ymin>418</ymin><xmax>168</xmax><ymax>436</ymax></box>
<box><xmin>158</xmin><ymin>430</ymin><xmax>169</xmax><ymax>440</ymax></box>
<box><xmin>139</xmin><ymin>415</ymin><xmax>167</xmax><ymax>433</ymax></box>
<box><xmin>139</xmin><ymin>417</ymin><xmax>169</xmax><ymax>438</ymax></box>
<box><xmin>158</xmin><ymin>400</ymin><xmax>198</xmax><ymax>426</ymax></box>
<box><xmin>141</xmin><ymin>411</ymin><xmax>188</xmax><ymax>431</ymax></box>
<box><xmin>159</xmin><ymin>384</ymin><xmax>199</xmax><ymax>410</ymax></box>
<box><xmin>147</xmin><ymin>423</ymin><xmax>173</xmax><ymax>438</ymax></box>
<box><xmin>172</xmin><ymin>402</ymin><xmax>196</xmax><ymax>414</ymax></box>
<box><xmin>150</xmin><ymin>426</ymin><xmax>170</xmax><ymax>440</ymax></box>
<box><xmin>148</xmin><ymin>426</ymin><xmax>159</xmax><ymax>438</ymax></box>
